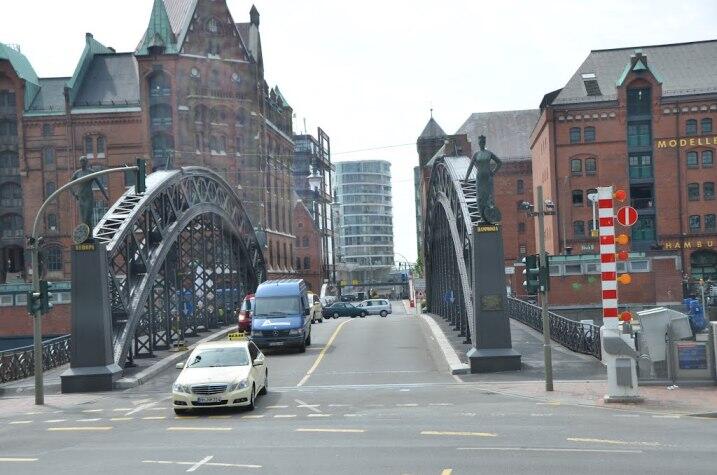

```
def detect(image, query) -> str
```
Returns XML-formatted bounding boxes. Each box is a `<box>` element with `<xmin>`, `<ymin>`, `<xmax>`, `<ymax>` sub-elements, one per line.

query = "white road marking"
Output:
<box><xmin>143</xmin><ymin>460</ymin><xmax>261</xmax><ymax>469</ymax></box>
<box><xmin>110</xmin><ymin>417</ymin><xmax>134</xmax><ymax>421</ymax></box>
<box><xmin>396</xmin><ymin>403</ymin><xmax>418</xmax><ymax>407</ymax></box>
<box><xmin>9</xmin><ymin>421</ymin><xmax>32</xmax><ymax>425</ymax></box>
<box><xmin>43</xmin><ymin>419</ymin><xmax>66</xmax><ymax>423</ymax></box>
<box><xmin>76</xmin><ymin>418</ymin><xmax>101</xmax><ymax>422</ymax></box>
<box><xmin>266</xmin><ymin>405</ymin><xmax>289</xmax><ymax>409</ymax></box>
<box><xmin>142</xmin><ymin>416</ymin><xmax>166</xmax><ymax>420</ymax></box>
<box><xmin>295</xmin><ymin>399</ymin><xmax>322</xmax><ymax>413</ymax></box>
<box><xmin>567</xmin><ymin>437</ymin><xmax>660</xmax><ymax>447</ymax></box>
<box><xmin>613</xmin><ymin>414</ymin><xmax>640</xmax><ymax>418</ymax></box>
<box><xmin>307</xmin><ymin>414</ymin><xmax>331</xmax><ymax>418</ymax></box>
<box><xmin>47</xmin><ymin>427</ymin><xmax>112</xmax><ymax>431</ymax></box>
<box><xmin>365</xmin><ymin>404</ymin><xmax>384</xmax><ymax>408</ymax></box>
<box><xmin>81</xmin><ymin>409</ymin><xmax>103</xmax><ymax>413</ymax></box>
<box><xmin>429</xmin><ymin>403</ymin><xmax>454</xmax><ymax>406</ymax></box>
<box><xmin>421</xmin><ymin>431</ymin><xmax>497</xmax><ymax>437</ymax></box>
<box><xmin>274</xmin><ymin>414</ymin><xmax>297</xmax><ymax>418</ymax></box>
<box><xmin>241</xmin><ymin>415</ymin><xmax>264</xmax><ymax>419</ymax></box>
<box><xmin>530</xmin><ymin>414</ymin><xmax>553</xmax><ymax>417</ymax></box>
<box><xmin>126</xmin><ymin>402</ymin><xmax>158</xmax><ymax>416</ymax></box>
<box><xmin>327</xmin><ymin>404</ymin><xmax>349</xmax><ymax>407</ymax></box>
<box><xmin>113</xmin><ymin>408</ymin><xmax>133</xmax><ymax>412</ymax></box>
<box><xmin>652</xmin><ymin>414</ymin><xmax>681</xmax><ymax>419</ymax></box>
<box><xmin>457</xmin><ymin>447</ymin><xmax>642</xmax><ymax>454</ymax></box>
<box><xmin>187</xmin><ymin>455</ymin><xmax>213</xmax><ymax>473</ymax></box>
<box><xmin>167</xmin><ymin>427</ymin><xmax>232</xmax><ymax>431</ymax></box>
<box><xmin>344</xmin><ymin>414</ymin><xmax>363</xmax><ymax>417</ymax></box>
<box><xmin>0</xmin><ymin>457</ymin><xmax>38</xmax><ymax>462</ymax></box>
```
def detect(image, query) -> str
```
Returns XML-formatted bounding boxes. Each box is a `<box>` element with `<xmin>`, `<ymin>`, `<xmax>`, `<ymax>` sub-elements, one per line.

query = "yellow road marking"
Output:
<box><xmin>297</xmin><ymin>319</ymin><xmax>352</xmax><ymax>387</ymax></box>
<box><xmin>0</xmin><ymin>458</ymin><xmax>38</xmax><ymax>462</ymax></box>
<box><xmin>296</xmin><ymin>428</ymin><xmax>365</xmax><ymax>433</ymax></box>
<box><xmin>47</xmin><ymin>427</ymin><xmax>112</xmax><ymax>431</ymax></box>
<box><xmin>567</xmin><ymin>437</ymin><xmax>660</xmax><ymax>447</ymax></box>
<box><xmin>142</xmin><ymin>416</ymin><xmax>166</xmax><ymax>420</ymax></box>
<box><xmin>421</xmin><ymin>430</ymin><xmax>497</xmax><ymax>438</ymax></box>
<box><xmin>166</xmin><ymin>427</ymin><xmax>232</xmax><ymax>431</ymax></box>
<box><xmin>110</xmin><ymin>417</ymin><xmax>133</xmax><ymax>421</ymax></box>
<box><xmin>441</xmin><ymin>470</ymin><xmax>453</xmax><ymax>475</ymax></box>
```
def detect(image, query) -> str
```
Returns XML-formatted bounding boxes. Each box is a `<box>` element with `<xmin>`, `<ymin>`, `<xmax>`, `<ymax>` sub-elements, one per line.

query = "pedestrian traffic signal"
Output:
<box><xmin>27</xmin><ymin>290</ymin><xmax>42</xmax><ymax>315</ymax></box>
<box><xmin>39</xmin><ymin>280</ymin><xmax>54</xmax><ymax>314</ymax></box>
<box><xmin>522</xmin><ymin>254</ymin><xmax>540</xmax><ymax>295</ymax></box>
<box><xmin>539</xmin><ymin>255</ymin><xmax>550</xmax><ymax>292</ymax></box>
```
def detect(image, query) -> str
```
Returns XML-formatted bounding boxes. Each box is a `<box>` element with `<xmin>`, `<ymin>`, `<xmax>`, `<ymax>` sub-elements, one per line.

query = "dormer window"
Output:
<box><xmin>206</xmin><ymin>18</ymin><xmax>221</xmax><ymax>34</ymax></box>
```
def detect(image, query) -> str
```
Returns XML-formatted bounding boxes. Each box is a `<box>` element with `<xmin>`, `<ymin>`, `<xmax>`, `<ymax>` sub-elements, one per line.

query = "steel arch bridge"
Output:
<box><xmin>93</xmin><ymin>166</ymin><xmax>266</xmax><ymax>368</ymax></box>
<box><xmin>424</xmin><ymin>156</ymin><xmax>479</xmax><ymax>344</ymax></box>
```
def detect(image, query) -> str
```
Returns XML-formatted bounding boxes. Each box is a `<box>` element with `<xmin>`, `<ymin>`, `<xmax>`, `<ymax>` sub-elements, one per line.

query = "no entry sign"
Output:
<box><xmin>616</xmin><ymin>206</ymin><xmax>638</xmax><ymax>227</ymax></box>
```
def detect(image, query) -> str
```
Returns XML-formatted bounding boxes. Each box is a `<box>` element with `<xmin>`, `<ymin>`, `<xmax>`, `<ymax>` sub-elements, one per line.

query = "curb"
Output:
<box><xmin>114</xmin><ymin>326</ymin><xmax>236</xmax><ymax>389</ymax></box>
<box><xmin>420</xmin><ymin>313</ymin><xmax>469</xmax><ymax>375</ymax></box>
<box><xmin>0</xmin><ymin>381</ymin><xmax>62</xmax><ymax>397</ymax></box>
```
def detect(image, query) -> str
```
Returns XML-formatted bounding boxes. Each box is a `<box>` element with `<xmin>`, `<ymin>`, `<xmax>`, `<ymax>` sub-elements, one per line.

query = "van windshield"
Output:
<box><xmin>254</xmin><ymin>296</ymin><xmax>301</xmax><ymax>316</ymax></box>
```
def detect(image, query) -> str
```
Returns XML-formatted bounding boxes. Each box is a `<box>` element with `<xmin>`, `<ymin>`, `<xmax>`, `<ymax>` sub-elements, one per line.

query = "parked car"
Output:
<box><xmin>250</xmin><ymin>279</ymin><xmax>312</xmax><ymax>352</ymax></box>
<box><xmin>322</xmin><ymin>302</ymin><xmax>367</xmax><ymax>319</ymax></box>
<box><xmin>308</xmin><ymin>292</ymin><xmax>323</xmax><ymax>323</ymax></box>
<box><xmin>356</xmin><ymin>299</ymin><xmax>392</xmax><ymax>317</ymax></box>
<box><xmin>172</xmin><ymin>340</ymin><xmax>267</xmax><ymax>415</ymax></box>
<box><xmin>236</xmin><ymin>293</ymin><xmax>255</xmax><ymax>333</ymax></box>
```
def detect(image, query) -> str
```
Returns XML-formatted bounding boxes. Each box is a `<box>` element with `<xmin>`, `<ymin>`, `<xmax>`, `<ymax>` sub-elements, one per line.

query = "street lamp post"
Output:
<box><xmin>28</xmin><ymin>164</ymin><xmax>140</xmax><ymax>405</ymax></box>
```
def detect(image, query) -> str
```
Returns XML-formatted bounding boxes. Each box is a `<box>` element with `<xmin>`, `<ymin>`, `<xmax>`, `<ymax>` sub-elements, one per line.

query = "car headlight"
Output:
<box><xmin>172</xmin><ymin>382</ymin><xmax>191</xmax><ymax>393</ymax></box>
<box><xmin>252</xmin><ymin>330</ymin><xmax>263</xmax><ymax>337</ymax></box>
<box><xmin>229</xmin><ymin>379</ymin><xmax>249</xmax><ymax>392</ymax></box>
<box><xmin>289</xmin><ymin>328</ymin><xmax>304</xmax><ymax>335</ymax></box>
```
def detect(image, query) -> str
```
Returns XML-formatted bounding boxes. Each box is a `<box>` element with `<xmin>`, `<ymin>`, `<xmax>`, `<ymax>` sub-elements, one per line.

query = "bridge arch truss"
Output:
<box><xmin>93</xmin><ymin>167</ymin><xmax>266</xmax><ymax>367</ymax></box>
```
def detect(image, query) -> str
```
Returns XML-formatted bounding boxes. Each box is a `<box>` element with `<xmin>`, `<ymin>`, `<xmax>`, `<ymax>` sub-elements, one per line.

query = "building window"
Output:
<box><xmin>195</xmin><ymin>132</ymin><xmax>203</xmax><ymax>152</ymax></box>
<box><xmin>45</xmin><ymin>181</ymin><xmax>56</xmax><ymax>197</ymax></box>
<box><xmin>194</xmin><ymin>106</ymin><xmax>207</xmax><ymax>123</ymax></box>
<box><xmin>302</xmin><ymin>236</ymin><xmax>309</xmax><ymax>247</ymax></box>
<box><xmin>687</xmin><ymin>151</ymin><xmax>699</xmax><ymax>168</ymax></box>
<box><xmin>518</xmin><ymin>244</ymin><xmax>527</xmax><ymax>258</ymax></box>
<box><xmin>0</xmin><ymin>151</ymin><xmax>19</xmax><ymax>174</ymax></box>
<box><xmin>627</xmin><ymin>88</ymin><xmax>651</xmax><ymax>115</ymax></box>
<box><xmin>206</xmin><ymin>18</ymin><xmax>221</xmax><ymax>34</ymax></box>
<box><xmin>584</xmin><ymin>126</ymin><xmax>595</xmax><ymax>143</ymax></box>
<box><xmin>703</xmin><ymin>150</ymin><xmax>713</xmax><ymax>167</ymax></box>
<box><xmin>569</xmin><ymin>127</ymin><xmax>581</xmax><ymax>144</ymax></box>
<box><xmin>219</xmin><ymin>135</ymin><xmax>227</xmax><ymax>153</ymax></box>
<box><xmin>686</xmin><ymin>119</ymin><xmax>698</xmax><ymax>136</ymax></box>
<box><xmin>702</xmin><ymin>118</ymin><xmax>713</xmax><ymax>134</ymax></box>
<box><xmin>1</xmin><ymin>213</ymin><xmax>23</xmax><ymax>238</ymax></box>
<box><xmin>585</xmin><ymin>158</ymin><xmax>597</xmax><ymax>175</ymax></box>
<box><xmin>296</xmin><ymin>257</ymin><xmax>301</xmax><ymax>270</ymax></box>
<box><xmin>705</xmin><ymin>214</ymin><xmax>716</xmax><ymax>232</ymax></box>
<box><xmin>516</xmin><ymin>179</ymin><xmax>524</xmax><ymax>194</ymax></box>
<box><xmin>632</xmin><ymin>215</ymin><xmax>656</xmax><ymax>241</ymax></box>
<box><xmin>0</xmin><ymin>90</ymin><xmax>16</xmax><ymax>107</ymax></box>
<box><xmin>0</xmin><ymin>119</ymin><xmax>17</xmax><ymax>136</ymax></box>
<box><xmin>572</xmin><ymin>189</ymin><xmax>584</xmax><ymax>206</ymax></box>
<box><xmin>573</xmin><ymin>220</ymin><xmax>585</xmax><ymax>237</ymax></box>
<box><xmin>704</xmin><ymin>182</ymin><xmax>715</xmax><ymax>200</ymax></box>
<box><xmin>42</xmin><ymin>147</ymin><xmax>55</xmax><ymax>166</ymax></box>
<box><xmin>150</xmin><ymin>104</ymin><xmax>172</xmax><ymax>127</ymax></box>
<box><xmin>688</xmin><ymin>183</ymin><xmax>700</xmax><ymax>201</ymax></box>
<box><xmin>42</xmin><ymin>123</ymin><xmax>53</xmax><ymax>137</ymax></box>
<box><xmin>96</xmin><ymin>135</ymin><xmax>106</xmax><ymax>157</ymax></box>
<box><xmin>236</xmin><ymin>109</ymin><xmax>246</xmax><ymax>126</ymax></box>
<box><xmin>47</xmin><ymin>213</ymin><xmax>58</xmax><ymax>231</ymax></box>
<box><xmin>235</xmin><ymin>136</ymin><xmax>242</xmax><ymax>154</ymax></box>
<box><xmin>151</xmin><ymin>133</ymin><xmax>174</xmax><ymax>168</ymax></box>
<box><xmin>84</xmin><ymin>136</ymin><xmax>94</xmax><ymax>156</ymax></box>
<box><xmin>45</xmin><ymin>247</ymin><xmax>63</xmax><ymax>272</ymax></box>
<box><xmin>689</xmin><ymin>215</ymin><xmax>701</xmax><ymax>232</ymax></box>
<box><xmin>570</xmin><ymin>159</ymin><xmax>582</xmax><ymax>175</ymax></box>
<box><xmin>0</xmin><ymin>182</ymin><xmax>21</xmax><ymax>207</ymax></box>
<box><xmin>518</xmin><ymin>222</ymin><xmax>526</xmax><ymax>234</ymax></box>
<box><xmin>627</xmin><ymin>123</ymin><xmax>650</xmax><ymax>147</ymax></box>
<box><xmin>303</xmin><ymin>256</ymin><xmax>310</xmax><ymax>269</ymax></box>
<box><xmin>149</xmin><ymin>72</ymin><xmax>171</xmax><ymax>97</ymax></box>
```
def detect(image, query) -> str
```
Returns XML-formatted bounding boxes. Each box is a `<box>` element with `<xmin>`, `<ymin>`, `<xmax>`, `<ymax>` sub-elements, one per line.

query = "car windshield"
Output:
<box><xmin>254</xmin><ymin>296</ymin><xmax>301</xmax><ymax>316</ymax></box>
<box><xmin>186</xmin><ymin>347</ymin><xmax>250</xmax><ymax>368</ymax></box>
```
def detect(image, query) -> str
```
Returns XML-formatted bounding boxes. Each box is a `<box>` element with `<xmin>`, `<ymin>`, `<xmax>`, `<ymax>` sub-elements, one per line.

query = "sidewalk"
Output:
<box><xmin>423</xmin><ymin>312</ymin><xmax>717</xmax><ymax>417</ymax></box>
<box><xmin>0</xmin><ymin>324</ymin><xmax>236</xmax><ymax>397</ymax></box>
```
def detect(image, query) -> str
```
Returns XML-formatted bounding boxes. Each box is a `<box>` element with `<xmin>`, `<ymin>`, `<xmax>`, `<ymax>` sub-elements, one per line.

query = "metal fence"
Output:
<box><xmin>507</xmin><ymin>297</ymin><xmax>602</xmax><ymax>359</ymax></box>
<box><xmin>0</xmin><ymin>335</ymin><xmax>71</xmax><ymax>384</ymax></box>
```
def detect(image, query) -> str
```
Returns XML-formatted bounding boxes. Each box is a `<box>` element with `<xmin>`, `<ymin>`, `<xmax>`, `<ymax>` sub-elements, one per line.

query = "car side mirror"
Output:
<box><xmin>175</xmin><ymin>361</ymin><xmax>185</xmax><ymax>369</ymax></box>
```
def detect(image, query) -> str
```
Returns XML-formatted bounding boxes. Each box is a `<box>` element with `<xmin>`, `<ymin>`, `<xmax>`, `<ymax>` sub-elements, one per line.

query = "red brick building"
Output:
<box><xmin>292</xmin><ymin>195</ymin><xmax>323</xmax><ymax>292</ymax></box>
<box><xmin>531</xmin><ymin>41</ymin><xmax>717</xmax><ymax>304</ymax></box>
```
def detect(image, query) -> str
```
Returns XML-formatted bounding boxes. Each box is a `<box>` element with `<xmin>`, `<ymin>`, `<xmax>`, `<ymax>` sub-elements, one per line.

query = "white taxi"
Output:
<box><xmin>172</xmin><ymin>340</ymin><xmax>268</xmax><ymax>415</ymax></box>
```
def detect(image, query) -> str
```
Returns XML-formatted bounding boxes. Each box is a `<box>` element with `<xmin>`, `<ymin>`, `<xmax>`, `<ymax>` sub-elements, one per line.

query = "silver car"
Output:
<box><xmin>356</xmin><ymin>299</ymin><xmax>392</xmax><ymax>317</ymax></box>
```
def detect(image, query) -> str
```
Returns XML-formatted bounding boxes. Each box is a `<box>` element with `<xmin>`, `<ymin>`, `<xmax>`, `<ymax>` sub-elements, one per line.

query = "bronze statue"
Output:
<box><xmin>464</xmin><ymin>135</ymin><xmax>502</xmax><ymax>224</ymax></box>
<box><xmin>71</xmin><ymin>156</ymin><xmax>109</xmax><ymax>229</ymax></box>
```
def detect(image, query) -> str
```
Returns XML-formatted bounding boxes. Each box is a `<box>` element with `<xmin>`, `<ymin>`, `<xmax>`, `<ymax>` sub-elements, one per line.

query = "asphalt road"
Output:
<box><xmin>1</xmin><ymin>301</ymin><xmax>716</xmax><ymax>474</ymax></box>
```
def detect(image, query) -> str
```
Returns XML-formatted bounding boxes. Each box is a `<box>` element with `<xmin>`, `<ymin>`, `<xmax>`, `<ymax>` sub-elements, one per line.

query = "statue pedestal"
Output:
<box><xmin>61</xmin><ymin>242</ymin><xmax>122</xmax><ymax>392</ymax></box>
<box><xmin>467</xmin><ymin>224</ymin><xmax>521</xmax><ymax>373</ymax></box>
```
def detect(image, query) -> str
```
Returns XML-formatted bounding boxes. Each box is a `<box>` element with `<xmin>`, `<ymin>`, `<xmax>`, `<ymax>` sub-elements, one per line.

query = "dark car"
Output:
<box><xmin>322</xmin><ymin>302</ymin><xmax>367</xmax><ymax>319</ymax></box>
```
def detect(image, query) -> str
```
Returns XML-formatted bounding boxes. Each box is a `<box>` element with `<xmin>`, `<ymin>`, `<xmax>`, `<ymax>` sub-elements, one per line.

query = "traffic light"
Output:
<box><xmin>27</xmin><ymin>290</ymin><xmax>42</xmax><ymax>315</ymax></box>
<box><xmin>539</xmin><ymin>254</ymin><xmax>550</xmax><ymax>292</ymax></box>
<box><xmin>39</xmin><ymin>280</ymin><xmax>54</xmax><ymax>314</ymax></box>
<box><xmin>522</xmin><ymin>254</ymin><xmax>540</xmax><ymax>295</ymax></box>
<box><xmin>135</xmin><ymin>158</ymin><xmax>146</xmax><ymax>194</ymax></box>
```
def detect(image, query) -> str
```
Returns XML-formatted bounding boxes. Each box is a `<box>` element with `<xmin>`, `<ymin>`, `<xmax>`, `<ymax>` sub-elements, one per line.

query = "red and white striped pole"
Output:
<box><xmin>597</xmin><ymin>186</ymin><xmax>618</xmax><ymax>329</ymax></box>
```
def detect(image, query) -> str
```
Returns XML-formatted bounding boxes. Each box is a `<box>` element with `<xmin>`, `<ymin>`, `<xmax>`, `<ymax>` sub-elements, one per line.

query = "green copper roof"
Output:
<box><xmin>617</xmin><ymin>50</ymin><xmax>663</xmax><ymax>86</ymax></box>
<box><xmin>66</xmin><ymin>33</ymin><xmax>113</xmax><ymax>105</ymax></box>
<box><xmin>0</xmin><ymin>42</ymin><xmax>40</xmax><ymax>107</ymax></box>
<box><xmin>136</xmin><ymin>0</ymin><xmax>178</xmax><ymax>55</ymax></box>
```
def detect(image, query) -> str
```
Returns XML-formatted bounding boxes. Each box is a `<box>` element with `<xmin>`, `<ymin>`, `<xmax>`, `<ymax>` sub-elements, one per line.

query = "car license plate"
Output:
<box><xmin>196</xmin><ymin>396</ymin><xmax>221</xmax><ymax>403</ymax></box>
<box><xmin>269</xmin><ymin>341</ymin><xmax>284</xmax><ymax>346</ymax></box>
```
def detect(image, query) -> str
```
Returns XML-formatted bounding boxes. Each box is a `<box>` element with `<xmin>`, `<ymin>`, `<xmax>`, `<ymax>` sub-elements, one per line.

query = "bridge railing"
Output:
<box><xmin>507</xmin><ymin>298</ymin><xmax>602</xmax><ymax>359</ymax></box>
<box><xmin>0</xmin><ymin>335</ymin><xmax>71</xmax><ymax>384</ymax></box>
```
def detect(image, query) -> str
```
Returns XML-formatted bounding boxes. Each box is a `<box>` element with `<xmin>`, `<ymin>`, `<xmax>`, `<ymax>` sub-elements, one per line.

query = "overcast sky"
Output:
<box><xmin>2</xmin><ymin>0</ymin><xmax>717</xmax><ymax>262</ymax></box>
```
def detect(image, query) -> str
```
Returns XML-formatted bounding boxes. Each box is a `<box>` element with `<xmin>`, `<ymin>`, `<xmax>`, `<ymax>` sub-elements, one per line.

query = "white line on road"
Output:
<box><xmin>327</xmin><ymin>404</ymin><xmax>349</xmax><ymax>407</ymax></box>
<box><xmin>9</xmin><ymin>421</ymin><xmax>32</xmax><ymax>424</ymax></box>
<box><xmin>241</xmin><ymin>415</ymin><xmax>264</xmax><ymax>419</ymax></box>
<box><xmin>295</xmin><ymin>399</ymin><xmax>322</xmax><ymax>413</ymax></box>
<box><xmin>76</xmin><ymin>418</ymin><xmax>101</xmax><ymax>422</ymax></box>
<box><xmin>396</xmin><ymin>403</ymin><xmax>418</xmax><ymax>407</ymax></box>
<box><xmin>43</xmin><ymin>419</ymin><xmax>67</xmax><ymax>423</ymax></box>
<box><xmin>187</xmin><ymin>455</ymin><xmax>213</xmax><ymax>473</ymax></box>
<box><xmin>421</xmin><ymin>431</ymin><xmax>497</xmax><ymax>437</ymax></box>
<box><xmin>47</xmin><ymin>427</ymin><xmax>113</xmax><ymax>431</ymax></box>
<box><xmin>142</xmin><ymin>416</ymin><xmax>167</xmax><ymax>420</ymax></box>
<box><xmin>652</xmin><ymin>414</ymin><xmax>681</xmax><ymax>419</ymax></box>
<box><xmin>167</xmin><ymin>427</ymin><xmax>232</xmax><ymax>431</ymax></box>
<box><xmin>429</xmin><ymin>403</ymin><xmax>454</xmax><ymax>406</ymax></box>
<box><xmin>296</xmin><ymin>428</ymin><xmax>365</xmax><ymax>433</ymax></box>
<box><xmin>126</xmin><ymin>402</ymin><xmax>158</xmax><ymax>416</ymax></box>
<box><xmin>457</xmin><ymin>447</ymin><xmax>642</xmax><ymax>454</ymax></box>
<box><xmin>143</xmin><ymin>460</ymin><xmax>261</xmax><ymax>469</ymax></box>
<box><xmin>110</xmin><ymin>417</ymin><xmax>134</xmax><ymax>421</ymax></box>
<box><xmin>266</xmin><ymin>405</ymin><xmax>289</xmax><ymax>409</ymax></box>
<box><xmin>274</xmin><ymin>414</ymin><xmax>297</xmax><ymax>418</ymax></box>
<box><xmin>567</xmin><ymin>437</ymin><xmax>660</xmax><ymax>447</ymax></box>
<box><xmin>0</xmin><ymin>458</ymin><xmax>38</xmax><ymax>462</ymax></box>
<box><xmin>81</xmin><ymin>409</ymin><xmax>103</xmax><ymax>413</ymax></box>
<box><xmin>113</xmin><ymin>408</ymin><xmax>133</xmax><ymax>412</ymax></box>
<box><xmin>613</xmin><ymin>414</ymin><xmax>640</xmax><ymax>418</ymax></box>
<box><xmin>307</xmin><ymin>414</ymin><xmax>331</xmax><ymax>418</ymax></box>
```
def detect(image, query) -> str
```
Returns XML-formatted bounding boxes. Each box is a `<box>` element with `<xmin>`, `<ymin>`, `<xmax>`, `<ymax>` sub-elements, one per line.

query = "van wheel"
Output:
<box><xmin>380</xmin><ymin>310</ymin><xmax>388</xmax><ymax>317</ymax></box>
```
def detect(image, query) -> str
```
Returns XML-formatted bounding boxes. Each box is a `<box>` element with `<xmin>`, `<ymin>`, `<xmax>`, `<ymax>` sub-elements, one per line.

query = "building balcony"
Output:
<box><xmin>631</xmin><ymin>198</ymin><xmax>656</xmax><ymax>212</ymax></box>
<box><xmin>0</xmin><ymin>198</ymin><xmax>22</xmax><ymax>210</ymax></box>
<box><xmin>187</xmin><ymin>87</ymin><xmax>245</xmax><ymax>102</ymax></box>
